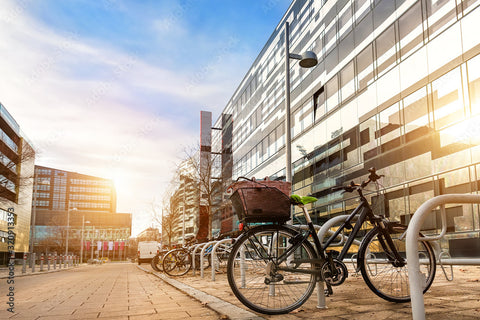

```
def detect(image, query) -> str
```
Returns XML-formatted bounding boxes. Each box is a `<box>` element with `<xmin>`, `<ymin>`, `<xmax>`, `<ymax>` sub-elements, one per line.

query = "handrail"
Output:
<box><xmin>406</xmin><ymin>194</ymin><xmax>480</xmax><ymax>320</ymax></box>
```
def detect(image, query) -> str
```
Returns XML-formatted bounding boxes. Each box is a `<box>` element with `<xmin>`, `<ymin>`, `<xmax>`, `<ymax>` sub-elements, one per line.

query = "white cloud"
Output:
<box><xmin>0</xmin><ymin>1</ymin><xmax>204</xmax><ymax>235</ymax></box>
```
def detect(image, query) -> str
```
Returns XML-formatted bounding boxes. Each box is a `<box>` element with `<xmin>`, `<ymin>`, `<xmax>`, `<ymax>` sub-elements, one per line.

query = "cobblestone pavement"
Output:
<box><xmin>140</xmin><ymin>263</ymin><xmax>480</xmax><ymax>320</ymax></box>
<box><xmin>0</xmin><ymin>263</ymin><xmax>223</xmax><ymax>320</ymax></box>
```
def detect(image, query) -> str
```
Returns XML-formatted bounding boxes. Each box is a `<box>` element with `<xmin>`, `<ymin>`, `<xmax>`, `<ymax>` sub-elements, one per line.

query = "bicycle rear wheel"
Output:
<box><xmin>163</xmin><ymin>249</ymin><xmax>192</xmax><ymax>276</ymax></box>
<box><xmin>358</xmin><ymin>223</ymin><xmax>436</xmax><ymax>302</ymax></box>
<box><xmin>227</xmin><ymin>225</ymin><xmax>318</xmax><ymax>315</ymax></box>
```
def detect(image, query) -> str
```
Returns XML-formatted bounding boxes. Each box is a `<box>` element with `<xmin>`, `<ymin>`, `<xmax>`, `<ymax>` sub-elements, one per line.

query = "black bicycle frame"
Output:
<box><xmin>322</xmin><ymin>196</ymin><xmax>371</xmax><ymax>261</ymax></box>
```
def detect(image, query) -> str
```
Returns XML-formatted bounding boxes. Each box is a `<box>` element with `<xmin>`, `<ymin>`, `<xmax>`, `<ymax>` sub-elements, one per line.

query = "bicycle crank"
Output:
<box><xmin>321</xmin><ymin>259</ymin><xmax>348</xmax><ymax>286</ymax></box>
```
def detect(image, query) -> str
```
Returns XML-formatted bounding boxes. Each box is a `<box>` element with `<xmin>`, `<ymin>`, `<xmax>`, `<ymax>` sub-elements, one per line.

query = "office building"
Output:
<box><xmin>0</xmin><ymin>102</ymin><xmax>35</xmax><ymax>265</ymax></box>
<box><xmin>32</xmin><ymin>165</ymin><xmax>131</xmax><ymax>260</ymax></box>
<box><xmin>167</xmin><ymin>158</ymin><xmax>204</xmax><ymax>244</ymax></box>
<box><xmin>211</xmin><ymin>0</ymin><xmax>480</xmax><ymax>254</ymax></box>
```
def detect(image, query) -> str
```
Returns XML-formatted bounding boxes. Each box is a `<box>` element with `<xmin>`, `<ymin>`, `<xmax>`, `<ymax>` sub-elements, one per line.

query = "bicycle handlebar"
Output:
<box><xmin>332</xmin><ymin>167</ymin><xmax>384</xmax><ymax>194</ymax></box>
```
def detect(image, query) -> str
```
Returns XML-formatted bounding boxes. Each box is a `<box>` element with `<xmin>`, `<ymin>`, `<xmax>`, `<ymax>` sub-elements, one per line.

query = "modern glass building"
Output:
<box><xmin>0</xmin><ymin>102</ymin><xmax>35</xmax><ymax>265</ymax></box>
<box><xmin>211</xmin><ymin>0</ymin><xmax>480</xmax><ymax>255</ymax></box>
<box><xmin>32</xmin><ymin>165</ymin><xmax>131</xmax><ymax>260</ymax></box>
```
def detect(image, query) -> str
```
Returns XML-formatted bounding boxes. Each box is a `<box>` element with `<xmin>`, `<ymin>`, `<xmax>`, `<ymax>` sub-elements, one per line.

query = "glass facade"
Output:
<box><xmin>34</xmin><ymin>165</ymin><xmax>116</xmax><ymax>213</ymax></box>
<box><xmin>0</xmin><ymin>103</ymin><xmax>35</xmax><ymax>264</ymax></box>
<box><xmin>212</xmin><ymin>0</ymin><xmax>480</xmax><ymax>253</ymax></box>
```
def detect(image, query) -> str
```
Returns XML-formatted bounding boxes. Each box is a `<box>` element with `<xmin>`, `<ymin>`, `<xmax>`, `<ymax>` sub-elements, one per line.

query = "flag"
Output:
<box><xmin>120</xmin><ymin>241</ymin><xmax>125</xmax><ymax>250</ymax></box>
<box><xmin>103</xmin><ymin>241</ymin><xmax>108</xmax><ymax>251</ymax></box>
<box><xmin>114</xmin><ymin>241</ymin><xmax>119</xmax><ymax>250</ymax></box>
<box><xmin>108</xmin><ymin>241</ymin><xmax>113</xmax><ymax>251</ymax></box>
<box><xmin>86</xmin><ymin>241</ymin><xmax>90</xmax><ymax>251</ymax></box>
<box><xmin>97</xmin><ymin>241</ymin><xmax>102</xmax><ymax>251</ymax></box>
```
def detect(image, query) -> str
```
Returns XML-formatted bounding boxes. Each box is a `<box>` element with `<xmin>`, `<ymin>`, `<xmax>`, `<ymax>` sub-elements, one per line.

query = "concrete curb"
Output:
<box><xmin>136</xmin><ymin>265</ymin><xmax>265</xmax><ymax>320</ymax></box>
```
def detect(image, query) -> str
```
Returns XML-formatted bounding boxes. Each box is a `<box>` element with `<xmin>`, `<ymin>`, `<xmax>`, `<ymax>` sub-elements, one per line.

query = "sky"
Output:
<box><xmin>0</xmin><ymin>0</ymin><xmax>291</xmax><ymax>236</ymax></box>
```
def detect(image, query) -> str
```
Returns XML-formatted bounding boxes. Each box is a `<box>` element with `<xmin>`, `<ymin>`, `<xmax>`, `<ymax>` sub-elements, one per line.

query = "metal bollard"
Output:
<box><xmin>47</xmin><ymin>254</ymin><xmax>51</xmax><ymax>271</ymax></box>
<box><xmin>40</xmin><ymin>253</ymin><xmax>44</xmax><ymax>271</ymax></box>
<box><xmin>22</xmin><ymin>253</ymin><xmax>27</xmax><ymax>274</ymax></box>
<box><xmin>32</xmin><ymin>253</ymin><xmax>36</xmax><ymax>273</ymax></box>
<box><xmin>64</xmin><ymin>255</ymin><xmax>67</xmax><ymax>268</ymax></box>
<box><xmin>53</xmin><ymin>254</ymin><xmax>57</xmax><ymax>270</ymax></box>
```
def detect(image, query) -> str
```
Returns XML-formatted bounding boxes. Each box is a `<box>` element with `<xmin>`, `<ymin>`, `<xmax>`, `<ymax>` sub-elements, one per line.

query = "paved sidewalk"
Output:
<box><xmin>139</xmin><ymin>263</ymin><xmax>480</xmax><ymax>319</ymax></box>
<box><xmin>0</xmin><ymin>263</ymin><xmax>222</xmax><ymax>320</ymax></box>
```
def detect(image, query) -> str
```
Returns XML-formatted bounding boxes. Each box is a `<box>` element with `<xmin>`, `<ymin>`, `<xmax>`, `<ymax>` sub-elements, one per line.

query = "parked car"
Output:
<box><xmin>137</xmin><ymin>241</ymin><xmax>159</xmax><ymax>265</ymax></box>
<box><xmin>87</xmin><ymin>258</ymin><xmax>101</xmax><ymax>264</ymax></box>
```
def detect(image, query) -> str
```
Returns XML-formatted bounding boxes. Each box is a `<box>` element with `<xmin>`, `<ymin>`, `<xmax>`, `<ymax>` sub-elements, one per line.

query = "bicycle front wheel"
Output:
<box><xmin>151</xmin><ymin>254</ymin><xmax>162</xmax><ymax>272</ymax></box>
<box><xmin>358</xmin><ymin>224</ymin><xmax>436</xmax><ymax>303</ymax></box>
<box><xmin>162</xmin><ymin>249</ymin><xmax>192</xmax><ymax>276</ymax></box>
<box><xmin>227</xmin><ymin>225</ymin><xmax>318</xmax><ymax>315</ymax></box>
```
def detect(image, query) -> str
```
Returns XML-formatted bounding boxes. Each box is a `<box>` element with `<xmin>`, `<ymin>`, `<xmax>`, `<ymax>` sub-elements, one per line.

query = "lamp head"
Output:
<box><xmin>299</xmin><ymin>51</ymin><xmax>318</xmax><ymax>68</ymax></box>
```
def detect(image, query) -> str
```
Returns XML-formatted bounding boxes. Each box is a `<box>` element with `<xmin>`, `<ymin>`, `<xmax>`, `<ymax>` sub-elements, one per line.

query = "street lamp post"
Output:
<box><xmin>284</xmin><ymin>21</ymin><xmax>318</xmax><ymax>182</ymax></box>
<box><xmin>65</xmin><ymin>205</ymin><xmax>77</xmax><ymax>256</ymax></box>
<box><xmin>80</xmin><ymin>216</ymin><xmax>90</xmax><ymax>264</ymax></box>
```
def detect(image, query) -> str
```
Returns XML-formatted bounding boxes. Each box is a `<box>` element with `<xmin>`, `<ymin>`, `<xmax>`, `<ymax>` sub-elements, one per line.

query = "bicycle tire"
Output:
<box><xmin>194</xmin><ymin>253</ymin><xmax>211</xmax><ymax>270</ymax></box>
<box><xmin>162</xmin><ymin>248</ymin><xmax>192</xmax><ymax>276</ymax></box>
<box><xmin>358</xmin><ymin>223</ymin><xmax>436</xmax><ymax>303</ymax></box>
<box><xmin>151</xmin><ymin>252</ymin><xmax>166</xmax><ymax>272</ymax></box>
<box><xmin>227</xmin><ymin>224</ymin><xmax>318</xmax><ymax>315</ymax></box>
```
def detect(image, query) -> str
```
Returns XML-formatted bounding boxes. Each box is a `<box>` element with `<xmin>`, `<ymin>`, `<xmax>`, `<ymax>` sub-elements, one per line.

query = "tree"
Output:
<box><xmin>178</xmin><ymin>147</ymin><xmax>224</xmax><ymax>240</ymax></box>
<box><xmin>150</xmin><ymin>190</ymin><xmax>182</xmax><ymax>247</ymax></box>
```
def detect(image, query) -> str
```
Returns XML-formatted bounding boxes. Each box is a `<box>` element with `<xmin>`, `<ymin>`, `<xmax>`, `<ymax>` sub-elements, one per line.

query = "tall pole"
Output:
<box><xmin>80</xmin><ymin>214</ymin><xmax>85</xmax><ymax>263</ymax></box>
<box><xmin>182</xmin><ymin>176</ymin><xmax>186</xmax><ymax>245</ymax></box>
<box><xmin>30</xmin><ymin>171</ymin><xmax>38</xmax><ymax>266</ymax></box>
<box><xmin>65</xmin><ymin>207</ymin><xmax>70</xmax><ymax>256</ymax></box>
<box><xmin>284</xmin><ymin>21</ymin><xmax>292</xmax><ymax>183</ymax></box>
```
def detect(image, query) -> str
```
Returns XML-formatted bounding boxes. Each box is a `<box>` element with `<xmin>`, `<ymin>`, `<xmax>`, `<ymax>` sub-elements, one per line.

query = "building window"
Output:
<box><xmin>375</xmin><ymin>24</ymin><xmax>397</xmax><ymax>77</ymax></box>
<box><xmin>356</xmin><ymin>44</ymin><xmax>374</xmax><ymax>91</ymax></box>
<box><xmin>398</xmin><ymin>0</ymin><xmax>423</xmax><ymax>60</ymax></box>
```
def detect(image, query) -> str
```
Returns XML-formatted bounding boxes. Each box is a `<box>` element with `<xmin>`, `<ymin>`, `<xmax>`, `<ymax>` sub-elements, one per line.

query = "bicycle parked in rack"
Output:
<box><xmin>162</xmin><ymin>236</ymin><xmax>197</xmax><ymax>276</ymax></box>
<box><xmin>151</xmin><ymin>246</ymin><xmax>171</xmax><ymax>272</ymax></box>
<box><xmin>162</xmin><ymin>237</ymin><xmax>221</xmax><ymax>276</ymax></box>
<box><xmin>226</xmin><ymin>168</ymin><xmax>436</xmax><ymax>315</ymax></box>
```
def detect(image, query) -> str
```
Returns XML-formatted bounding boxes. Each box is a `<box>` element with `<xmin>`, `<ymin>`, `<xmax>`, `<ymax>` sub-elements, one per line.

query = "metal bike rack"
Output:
<box><xmin>191</xmin><ymin>243</ymin><xmax>205</xmax><ymax>276</ymax></box>
<box><xmin>406</xmin><ymin>194</ymin><xmax>480</xmax><ymax>320</ymax></box>
<box><xmin>200</xmin><ymin>240</ymin><xmax>217</xmax><ymax>278</ymax></box>
<box><xmin>211</xmin><ymin>239</ymin><xmax>234</xmax><ymax>281</ymax></box>
<box><xmin>314</xmin><ymin>215</ymin><xmax>363</xmax><ymax>309</ymax></box>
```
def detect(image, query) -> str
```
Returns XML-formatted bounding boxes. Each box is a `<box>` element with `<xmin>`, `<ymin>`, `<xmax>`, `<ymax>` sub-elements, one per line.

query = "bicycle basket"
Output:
<box><xmin>229</xmin><ymin>180</ymin><xmax>291</xmax><ymax>223</ymax></box>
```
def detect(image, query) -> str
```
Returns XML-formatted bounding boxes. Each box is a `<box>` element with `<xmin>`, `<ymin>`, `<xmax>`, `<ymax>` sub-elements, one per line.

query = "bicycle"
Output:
<box><xmin>151</xmin><ymin>247</ymin><xmax>171</xmax><ymax>272</ymax></box>
<box><xmin>162</xmin><ymin>236</ymin><xmax>197</xmax><ymax>276</ymax></box>
<box><xmin>226</xmin><ymin>168</ymin><xmax>436</xmax><ymax>315</ymax></box>
<box><xmin>162</xmin><ymin>237</ymin><xmax>214</xmax><ymax>276</ymax></box>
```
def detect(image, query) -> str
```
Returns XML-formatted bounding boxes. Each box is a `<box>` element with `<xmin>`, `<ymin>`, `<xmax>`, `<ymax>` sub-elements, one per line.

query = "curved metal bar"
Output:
<box><xmin>406</xmin><ymin>194</ymin><xmax>480</xmax><ymax>320</ymax></box>
<box><xmin>211</xmin><ymin>239</ymin><xmax>234</xmax><ymax>281</ymax></box>
<box><xmin>200</xmin><ymin>241</ymin><xmax>217</xmax><ymax>278</ymax></box>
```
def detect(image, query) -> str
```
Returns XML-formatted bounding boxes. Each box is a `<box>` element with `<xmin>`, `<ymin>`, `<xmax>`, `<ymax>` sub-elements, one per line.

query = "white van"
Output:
<box><xmin>137</xmin><ymin>241</ymin><xmax>159</xmax><ymax>265</ymax></box>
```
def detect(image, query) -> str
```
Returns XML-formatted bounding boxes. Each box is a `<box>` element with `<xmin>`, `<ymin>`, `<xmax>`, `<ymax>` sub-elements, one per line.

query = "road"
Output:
<box><xmin>0</xmin><ymin>263</ymin><xmax>222</xmax><ymax>320</ymax></box>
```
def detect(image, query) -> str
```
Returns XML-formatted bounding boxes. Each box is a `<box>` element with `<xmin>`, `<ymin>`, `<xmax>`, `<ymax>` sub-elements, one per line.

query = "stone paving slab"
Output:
<box><xmin>0</xmin><ymin>263</ymin><xmax>224</xmax><ymax>319</ymax></box>
<box><xmin>139</xmin><ymin>263</ymin><xmax>480</xmax><ymax>320</ymax></box>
